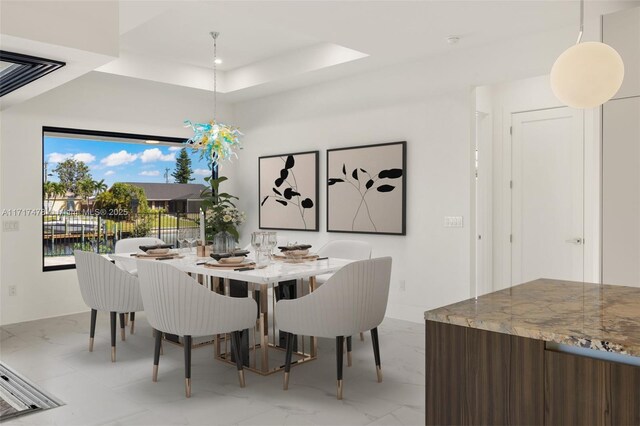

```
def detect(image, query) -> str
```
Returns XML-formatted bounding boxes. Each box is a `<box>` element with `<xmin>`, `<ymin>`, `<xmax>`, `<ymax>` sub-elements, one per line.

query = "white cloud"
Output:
<box><xmin>48</xmin><ymin>153</ymin><xmax>71</xmax><ymax>163</ymax></box>
<box><xmin>101</xmin><ymin>150</ymin><xmax>138</xmax><ymax>167</ymax></box>
<box><xmin>139</xmin><ymin>170</ymin><xmax>160</xmax><ymax>177</ymax></box>
<box><xmin>194</xmin><ymin>168</ymin><xmax>211</xmax><ymax>176</ymax></box>
<box><xmin>104</xmin><ymin>170</ymin><xmax>115</xmax><ymax>176</ymax></box>
<box><xmin>140</xmin><ymin>148</ymin><xmax>175</xmax><ymax>163</ymax></box>
<box><xmin>168</xmin><ymin>146</ymin><xmax>183</xmax><ymax>152</ymax></box>
<box><xmin>73</xmin><ymin>153</ymin><xmax>96</xmax><ymax>163</ymax></box>
<box><xmin>48</xmin><ymin>152</ymin><xmax>96</xmax><ymax>164</ymax></box>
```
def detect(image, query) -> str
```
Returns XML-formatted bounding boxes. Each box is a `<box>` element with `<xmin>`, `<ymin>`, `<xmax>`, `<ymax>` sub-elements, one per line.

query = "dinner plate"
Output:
<box><xmin>205</xmin><ymin>259</ymin><xmax>254</xmax><ymax>268</ymax></box>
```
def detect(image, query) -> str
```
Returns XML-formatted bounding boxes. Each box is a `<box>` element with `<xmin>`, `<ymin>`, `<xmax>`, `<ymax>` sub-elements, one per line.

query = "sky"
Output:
<box><xmin>44</xmin><ymin>136</ymin><xmax>213</xmax><ymax>187</ymax></box>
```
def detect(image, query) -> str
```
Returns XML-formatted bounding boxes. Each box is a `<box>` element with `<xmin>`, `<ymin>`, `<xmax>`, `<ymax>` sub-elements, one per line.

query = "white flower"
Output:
<box><xmin>223</xmin><ymin>214</ymin><xmax>232</xmax><ymax>222</ymax></box>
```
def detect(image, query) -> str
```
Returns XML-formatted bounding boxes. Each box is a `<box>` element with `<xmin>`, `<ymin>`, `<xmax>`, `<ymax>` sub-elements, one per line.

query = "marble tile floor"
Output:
<box><xmin>0</xmin><ymin>312</ymin><xmax>424</xmax><ymax>426</ymax></box>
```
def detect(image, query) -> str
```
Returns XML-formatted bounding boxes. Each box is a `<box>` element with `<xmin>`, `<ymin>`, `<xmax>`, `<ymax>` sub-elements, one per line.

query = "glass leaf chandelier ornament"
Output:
<box><xmin>184</xmin><ymin>31</ymin><xmax>243</xmax><ymax>170</ymax></box>
<box><xmin>550</xmin><ymin>0</ymin><xmax>624</xmax><ymax>109</ymax></box>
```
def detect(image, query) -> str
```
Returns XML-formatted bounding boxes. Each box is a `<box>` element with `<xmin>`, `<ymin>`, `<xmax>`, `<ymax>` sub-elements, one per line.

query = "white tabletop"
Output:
<box><xmin>109</xmin><ymin>252</ymin><xmax>353</xmax><ymax>284</ymax></box>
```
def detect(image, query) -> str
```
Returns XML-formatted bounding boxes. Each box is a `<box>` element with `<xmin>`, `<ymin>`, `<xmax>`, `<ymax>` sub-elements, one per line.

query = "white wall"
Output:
<box><xmin>0</xmin><ymin>72</ymin><xmax>233</xmax><ymax>325</ymax></box>
<box><xmin>230</xmin><ymin>92</ymin><xmax>473</xmax><ymax>323</ymax></box>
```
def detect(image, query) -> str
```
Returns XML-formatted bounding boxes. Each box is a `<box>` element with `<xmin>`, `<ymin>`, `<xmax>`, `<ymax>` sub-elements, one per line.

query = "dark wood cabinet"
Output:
<box><xmin>544</xmin><ymin>350</ymin><xmax>609</xmax><ymax>425</ymax></box>
<box><xmin>610</xmin><ymin>361</ymin><xmax>640</xmax><ymax>426</ymax></box>
<box><xmin>425</xmin><ymin>321</ymin><xmax>544</xmax><ymax>425</ymax></box>
<box><xmin>426</xmin><ymin>320</ymin><xmax>640</xmax><ymax>426</ymax></box>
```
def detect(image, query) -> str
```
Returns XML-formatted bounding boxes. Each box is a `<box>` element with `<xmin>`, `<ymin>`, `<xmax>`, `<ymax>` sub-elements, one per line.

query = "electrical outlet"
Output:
<box><xmin>399</xmin><ymin>280</ymin><xmax>406</xmax><ymax>291</ymax></box>
<box><xmin>2</xmin><ymin>220</ymin><xmax>19</xmax><ymax>232</ymax></box>
<box><xmin>8</xmin><ymin>286</ymin><xmax>17</xmax><ymax>296</ymax></box>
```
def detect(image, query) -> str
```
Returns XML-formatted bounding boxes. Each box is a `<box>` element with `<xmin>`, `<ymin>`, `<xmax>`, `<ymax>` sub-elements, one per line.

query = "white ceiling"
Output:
<box><xmin>3</xmin><ymin>0</ymin><xmax>640</xmax><ymax>106</ymax></box>
<box><xmin>105</xmin><ymin>0</ymin><xmax>609</xmax><ymax>98</ymax></box>
<box><xmin>120</xmin><ymin>1</ymin><xmax>583</xmax><ymax>70</ymax></box>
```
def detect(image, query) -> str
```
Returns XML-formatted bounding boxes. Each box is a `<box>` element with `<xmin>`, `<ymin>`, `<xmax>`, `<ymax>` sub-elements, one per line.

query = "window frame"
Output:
<box><xmin>42</xmin><ymin>126</ymin><xmax>188</xmax><ymax>272</ymax></box>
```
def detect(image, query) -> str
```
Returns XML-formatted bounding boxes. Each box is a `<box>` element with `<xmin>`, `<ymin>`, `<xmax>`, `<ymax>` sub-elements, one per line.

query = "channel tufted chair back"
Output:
<box><xmin>136</xmin><ymin>260</ymin><xmax>257</xmax><ymax>397</ymax></box>
<box><xmin>74</xmin><ymin>250</ymin><xmax>143</xmax><ymax>362</ymax></box>
<box><xmin>275</xmin><ymin>257</ymin><xmax>392</xmax><ymax>399</ymax></box>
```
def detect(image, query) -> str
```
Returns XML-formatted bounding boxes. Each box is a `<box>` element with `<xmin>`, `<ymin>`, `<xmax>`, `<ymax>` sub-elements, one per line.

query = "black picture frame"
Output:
<box><xmin>326</xmin><ymin>141</ymin><xmax>407</xmax><ymax>235</ymax></box>
<box><xmin>1</xmin><ymin>51</ymin><xmax>66</xmax><ymax>97</ymax></box>
<box><xmin>258</xmin><ymin>150</ymin><xmax>319</xmax><ymax>232</ymax></box>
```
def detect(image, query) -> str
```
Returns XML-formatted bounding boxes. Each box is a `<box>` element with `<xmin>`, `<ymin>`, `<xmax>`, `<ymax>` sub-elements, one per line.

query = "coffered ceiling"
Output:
<box><xmin>2</xmin><ymin>0</ymin><xmax>639</xmax><ymax>107</ymax></box>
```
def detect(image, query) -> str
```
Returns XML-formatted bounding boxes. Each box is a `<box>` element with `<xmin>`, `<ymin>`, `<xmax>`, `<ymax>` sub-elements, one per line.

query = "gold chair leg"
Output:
<box><xmin>130</xmin><ymin>320</ymin><xmax>135</xmax><ymax>334</ymax></box>
<box><xmin>185</xmin><ymin>378</ymin><xmax>192</xmax><ymax>398</ymax></box>
<box><xmin>376</xmin><ymin>366</ymin><xmax>383</xmax><ymax>383</ymax></box>
<box><xmin>89</xmin><ymin>337</ymin><xmax>94</xmax><ymax>352</ymax></box>
<box><xmin>238</xmin><ymin>370</ymin><xmax>246</xmax><ymax>388</ymax></box>
<box><xmin>347</xmin><ymin>351</ymin><xmax>352</xmax><ymax>367</ymax></box>
<box><xmin>111</xmin><ymin>346</ymin><xmax>116</xmax><ymax>362</ymax></box>
<box><xmin>121</xmin><ymin>328</ymin><xmax>126</xmax><ymax>341</ymax></box>
<box><xmin>152</xmin><ymin>365</ymin><xmax>158</xmax><ymax>382</ymax></box>
<box><xmin>336</xmin><ymin>379</ymin><xmax>343</xmax><ymax>400</ymax></box>
<box><xmin>283</xmin><ymin>372</ymin><xmax>290</xmax><ymax>390</ymax></box>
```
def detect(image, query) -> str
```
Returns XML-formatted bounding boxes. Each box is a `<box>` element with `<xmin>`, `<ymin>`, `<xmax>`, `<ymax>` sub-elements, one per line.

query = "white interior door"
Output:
<box><xmin>511</xmin><ymin>107</ymin><xmax>584</xmax><ymax>285</ymax></box>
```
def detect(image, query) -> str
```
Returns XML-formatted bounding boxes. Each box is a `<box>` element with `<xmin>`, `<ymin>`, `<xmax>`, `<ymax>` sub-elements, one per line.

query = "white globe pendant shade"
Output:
<box><xmin>550</xmin><ymin>41</ymin><xmax>624</xmax><ymax>109</ymax></box>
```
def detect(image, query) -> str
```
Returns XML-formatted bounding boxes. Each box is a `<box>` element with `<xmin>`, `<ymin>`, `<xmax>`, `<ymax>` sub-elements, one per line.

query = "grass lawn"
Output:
<box><xmin>44</xmin><ymin>213</ymin><xmax>198</xmax><ymax>232</ymax></box>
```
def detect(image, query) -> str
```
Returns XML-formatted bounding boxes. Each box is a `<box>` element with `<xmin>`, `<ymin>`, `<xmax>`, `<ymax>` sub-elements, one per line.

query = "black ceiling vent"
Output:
<box><xmin>0</xmin><ymin>51</ymin><xmax>65</xmax><ymax>97</ymax></box>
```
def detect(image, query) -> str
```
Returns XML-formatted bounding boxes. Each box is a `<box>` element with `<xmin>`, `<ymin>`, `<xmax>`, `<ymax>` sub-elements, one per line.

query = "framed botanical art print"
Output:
<box><xmin>327</xmin><ymin>141</ymin><xmax>406</xmax><ymax>235</ymax></box>
<box><xmin>259</xmin><ymin>151</ymin><xmax>319</xmax><ymax>231</ymax></box>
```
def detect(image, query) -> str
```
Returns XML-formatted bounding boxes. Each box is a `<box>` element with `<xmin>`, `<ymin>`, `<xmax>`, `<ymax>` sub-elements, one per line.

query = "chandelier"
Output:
<box><xmin>184</xmin><ymin>31</ymin><xmax>243</xmax><ymax>171</ymax></box>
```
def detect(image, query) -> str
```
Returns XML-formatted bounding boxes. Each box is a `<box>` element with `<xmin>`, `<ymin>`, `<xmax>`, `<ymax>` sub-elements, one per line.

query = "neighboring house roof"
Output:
<box><xmin>121</xmin><ymin>182</ymin><xmax>207</xmax><ymax>201</ymax></box>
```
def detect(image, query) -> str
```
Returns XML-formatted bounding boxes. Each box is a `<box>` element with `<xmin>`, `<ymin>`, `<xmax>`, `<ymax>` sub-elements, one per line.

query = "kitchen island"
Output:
<box><xmin>424</xmin><ymin>279</ymin><xmax>640</xmax><ymax>425</ymax></box>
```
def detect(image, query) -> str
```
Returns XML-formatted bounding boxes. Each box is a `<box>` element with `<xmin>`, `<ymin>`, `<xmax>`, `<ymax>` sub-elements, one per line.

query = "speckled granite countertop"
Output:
<box><xmin>424</xmin><ymin>279</ymin><xmax>640</xmax><ymax>357</ymax></box>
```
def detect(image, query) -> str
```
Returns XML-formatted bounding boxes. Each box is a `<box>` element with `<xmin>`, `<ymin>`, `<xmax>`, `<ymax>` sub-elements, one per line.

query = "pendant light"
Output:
<box><xmin>184</xmin><ymin>31</ymin><xmax>243</xmax><ymax>178</ymax></box>
<box><xmin>550</xmin><ymin>0</ymin><xmax>624</xmax><ymax>109</ymax></box>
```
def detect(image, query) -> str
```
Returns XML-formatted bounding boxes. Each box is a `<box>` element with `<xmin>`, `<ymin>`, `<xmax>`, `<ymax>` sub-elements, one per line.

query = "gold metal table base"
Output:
<box><xmin>215</xmin><ymin>341</ymin><xmax>317</xmax><ymax>376</ymax></box>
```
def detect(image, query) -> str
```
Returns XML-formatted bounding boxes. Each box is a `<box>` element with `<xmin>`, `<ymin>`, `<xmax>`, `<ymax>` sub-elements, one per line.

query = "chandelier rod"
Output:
<box><xmin>210</xmin><ymin>31</ymin><xmax>219</xmax><ymax>122</ymax></box>
<box><xmin>576</xmin><ymin>0</ymin><xmax>584</xmax><ymax>44</ymax></box>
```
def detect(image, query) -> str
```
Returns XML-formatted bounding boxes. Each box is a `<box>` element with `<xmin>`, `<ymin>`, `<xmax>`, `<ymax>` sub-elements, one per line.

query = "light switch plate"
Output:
<box><xmin>2</xmin><ymin>220</ymin><xmax>19</xmax><ymax>232</ymax></box>
<box><xmin>444</xmin><ymin>216</ymin><xmax>464</xmax><ymax>228</ymax></box>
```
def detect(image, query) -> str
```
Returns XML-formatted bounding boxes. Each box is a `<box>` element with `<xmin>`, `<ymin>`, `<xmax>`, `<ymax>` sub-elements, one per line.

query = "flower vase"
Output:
<box><xmin>212</xmin><ymin>230</ymin><xmax>236</xmax><ymax>254</ymax></box>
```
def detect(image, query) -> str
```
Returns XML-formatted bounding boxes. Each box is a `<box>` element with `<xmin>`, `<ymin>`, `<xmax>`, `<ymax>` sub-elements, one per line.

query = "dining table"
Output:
<box><xmin>109</xmin><ymin>251</ymin><xmax>354</xmax><ymax>375</ymax></box>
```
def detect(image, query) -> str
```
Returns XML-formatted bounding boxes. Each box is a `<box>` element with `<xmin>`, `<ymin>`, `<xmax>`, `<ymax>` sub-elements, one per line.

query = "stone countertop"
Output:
<box><xmin>424</xmin><ymin>279</ymin><xmax>640</xmax><ymax>357</ymax></box>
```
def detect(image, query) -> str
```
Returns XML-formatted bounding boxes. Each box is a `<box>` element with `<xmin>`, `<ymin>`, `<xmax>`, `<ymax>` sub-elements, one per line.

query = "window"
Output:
<box><xmin>42</xmin><ymin>127</ymin><xmax>211</xmax><ymax>271</ymax></box>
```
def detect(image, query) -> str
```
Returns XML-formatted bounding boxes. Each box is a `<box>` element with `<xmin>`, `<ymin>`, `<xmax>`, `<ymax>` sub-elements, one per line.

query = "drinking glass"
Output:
<box><xmin>185</xmin><ymin>229</ymin><xmax>198</xmax><ymax>254</ymax></box>
<box><xmin>266</xmin><ymin>232</ymin><xmax>278</xmax><ymax>259</ymax></box>
<box><xmin>177</xmin><ymin>229</ymin><xmax>188</xmax><ymax>253</ymax></box>
<box><xmin>251</xmin><ymin>232</ymin><xmax>269</xmax><ymax>268</ymax></box>
<box><xmin>251</xmin><ymin>231</ymin><xmax>264</xmax><ymax>252</ymax></box>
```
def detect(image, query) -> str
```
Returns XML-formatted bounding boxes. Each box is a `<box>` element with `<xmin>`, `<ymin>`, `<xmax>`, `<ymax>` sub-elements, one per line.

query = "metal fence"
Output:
<box><xmin>43</xmin><ymin>211</ymin><xmax>200</xmax><ymax>258</ymax></box>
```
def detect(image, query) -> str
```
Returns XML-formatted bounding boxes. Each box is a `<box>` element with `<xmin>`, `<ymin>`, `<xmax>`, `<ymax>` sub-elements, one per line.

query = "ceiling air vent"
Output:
<box><xmin>0</xmin><ymin>51</ymin><xmax>65</xmax><ymax>97</ymax></box>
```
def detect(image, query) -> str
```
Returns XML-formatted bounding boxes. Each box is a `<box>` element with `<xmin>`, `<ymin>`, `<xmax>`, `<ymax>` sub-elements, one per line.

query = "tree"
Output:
<box><xmin>77</xmin><ymin>178</ymin><xmax>96</xmax><ymax>209</ymax></box>
<box><xmin>43</xmin><ymin>181</ymin><xmax>65</xmax><ymax>213</ymax></box>
<box><xmin>93</xmin><ymin>179</ymin><xmax>107</xmax><ymax>195</ymax></box>
<box><xmin>171</xmin><ymin>148</ymin><xmax>194</xmax><ymax>183</ymax></box>
<box><xmin>52</xmin><ymin>159</ymin><xmax>92</xmax><ymax>196</ymax></box>
<box><xmin>94</xmin><ymin>183</ymin><xmax>149</xmax><ymax>220</ymax></box>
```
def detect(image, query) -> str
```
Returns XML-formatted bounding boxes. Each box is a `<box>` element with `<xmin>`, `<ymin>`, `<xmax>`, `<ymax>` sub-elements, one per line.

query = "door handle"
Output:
<box><xmin>566</xmin><ymin>238</ymin><xmax>583</xmax><ymax>245</ymax></box>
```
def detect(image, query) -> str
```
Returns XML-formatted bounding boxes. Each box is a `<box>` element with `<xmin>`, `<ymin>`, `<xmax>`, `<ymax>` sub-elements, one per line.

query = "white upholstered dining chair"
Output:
<box><xmin>275</xmin><ymin>257</ymin><xmax>392</xmax><ymax>400</ymax></box>
<box><xmin>136</xmin><ymin>260</ymin><xmax>258</xmax><ymax>398</ymax></box>
<box><xmin>114</xmin><ymin>237</ymin><xmax>165</xmax><ymax>332</ymax></box>
<box><xmin>74</xmin><ymin>250</ymin><xmax>144</xmax><ymax>362</ymax></box>
<box><xmin>114</xmin><ymin>236</ymin><xmax>165</xmax><ymax>272</ymax></box>
<box><xmin>316</xmin><ymin>240</ymin><xmax>373</xmax><ymax>342</ymax></box>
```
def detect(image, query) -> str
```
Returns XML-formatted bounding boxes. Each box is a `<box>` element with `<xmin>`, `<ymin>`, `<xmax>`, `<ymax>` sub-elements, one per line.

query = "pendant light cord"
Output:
<box><xmin>210</xmin><ymin>31</ymin><xmax>219</xmax><ymax>123</ymax></box>
<box><xmin>576</xmin><ymin>0</ymin><xmax>584</xmax><ymax>44</ymax></box>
